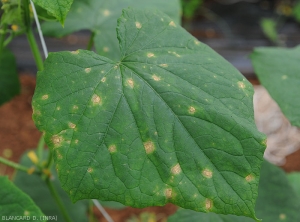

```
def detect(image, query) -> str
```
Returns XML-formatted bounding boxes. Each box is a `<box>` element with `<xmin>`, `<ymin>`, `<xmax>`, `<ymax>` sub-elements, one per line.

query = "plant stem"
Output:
<box><xmin>45</xmin><ymin>178</ymin><xmax>72</xmax><ymax>222</ymax></box>
<box><xmin>0</xmin><ymin>24</ymin><xmax>8</xmax><ymax>55</ymax></box>
<box><xmin>23</xmin><ymin>0</ymin><xmax>44</xmax><ymax>71</ymax></box>
<box><xmin>36</xmin><ymin>135</ymin><xmax>45</xmax><ymax>166</ymax></box>
<box><xmin>0</xmin><ymin>157</ymin><xmax>30</xmax><ymax>173</ymax></box>
<box><xmin>87</xmin><ymin>31</ymin><xmax>95</xmax><ymax>50</ymax></box>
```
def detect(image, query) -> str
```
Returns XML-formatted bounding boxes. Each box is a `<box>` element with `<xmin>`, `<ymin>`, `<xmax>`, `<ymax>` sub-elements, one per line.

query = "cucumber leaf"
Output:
<box><xmin>32</xmin><ymin>8</ymin><xmax>265</xmax><ymax>220</ymax></box>
<box><xmin>250</xmin><ymin>46</ymin><xmax>300</xmax><ymax>127</ymax></box>
<box><xmin>0</xmin><ymin>176</ymin><xmax>45</xmax><ymax>220</ymax></box>
<box><xmin>41</xmin><ymin>0</ymin><xmax>181</xmax><ymax>60</ymax></box>
<box><xmin>32</xmin><ymin>0</ymin><xmax>73</xmax><ymax>25</ymax></box>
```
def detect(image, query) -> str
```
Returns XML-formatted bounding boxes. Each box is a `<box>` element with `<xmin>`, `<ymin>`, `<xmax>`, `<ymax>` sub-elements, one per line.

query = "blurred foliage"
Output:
<box><xmin>260</xmin><ymin>18</ymin><xmax>278</xmax><ymax>44</ymax></box>
<box><xmin>181</xmin><ymin>0</ymin><xmax>203</xmax><ymax>19</ymax></box>
<box><xmin>126</xmin><ymin>212</ymin><xmax>158</xmax><ymax>222</ymax></box>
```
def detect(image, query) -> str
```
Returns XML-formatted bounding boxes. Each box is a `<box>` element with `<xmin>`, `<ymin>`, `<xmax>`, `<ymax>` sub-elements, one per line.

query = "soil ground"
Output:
<box><xmin>0</xmin><ymin>75</ymin><xmax>299</xmax><ymax>221</ymax></box>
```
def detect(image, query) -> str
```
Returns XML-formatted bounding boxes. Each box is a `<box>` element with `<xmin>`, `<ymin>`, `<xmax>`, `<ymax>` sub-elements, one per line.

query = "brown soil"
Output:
<box><xmin>0</xmin><ymin>75</ymin><xmax>299</xmax><ymax>222</ymax></box>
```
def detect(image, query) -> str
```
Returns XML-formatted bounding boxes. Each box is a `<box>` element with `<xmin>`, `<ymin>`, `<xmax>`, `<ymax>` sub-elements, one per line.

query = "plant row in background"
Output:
<box><xmin>0</xmin><ymin>0</ymin><xmax>299</xmax><ymax>221</ymax></box>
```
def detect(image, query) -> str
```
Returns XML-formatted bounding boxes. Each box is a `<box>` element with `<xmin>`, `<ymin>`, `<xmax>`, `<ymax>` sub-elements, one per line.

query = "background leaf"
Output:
<box><xmin>168</xmin><ymin>160</ymin><xmax>300</xmax><ymax>222</ymax></box>
<box><xmin>287</xmin><ymin>172</ymin><xmax>300</xmax><ymax>197</ymax></box>
<box><xmin>32</xmin><ymin>8</ymin><xmax>265</xmax><ymax>219</ymax></box>
<box><xmin>41</xmin><ymin>0</ymin><xmax>181</xmax><ymax>60</ymax></box>
<box><xmin>250</xmin><ymin>46</ymin><xmax>300</xmax><ymax>127</ymax></box>
<box><xmin>32</xmin><ymin>0</ymin><xmax>74</xmax><ymax>25</ymax></box>
<box><xmin>0</xmin><ymin>49</ymin><xmax>20</xmax><ymax>105</ymax></box>
<box><xmin>14</xmin><ymin>150</ymin><xmax>89</xmax><ymax>221</ymax></box>
<box><xmin>0</xmin><ymin>176</ymin><xmax>45</xmax><ymax>220</ymax></box>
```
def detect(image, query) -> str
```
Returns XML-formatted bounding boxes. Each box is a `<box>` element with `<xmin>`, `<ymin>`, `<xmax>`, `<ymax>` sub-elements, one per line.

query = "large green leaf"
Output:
<box><xmin>168</xmin><ymin>160</ymin><xmax>300</xmax><ymax>222</ymax></box>
<box><xmin>0</xmin><ymin>49</ymin><xmax>20</xmax><ymax>105</ymax></box>
<box><xmin>0</xmin><ymin>176</ymin><xmax>45</xmax><ymax>220</ymax></box>
<box><xmin>41</xmin><ymin>0</ymin><xmax>181</xmax><ymax>60</ymax></box>
<box><xmin>32</xmin><ymin>8</ymin><xmax>265</xmax><ymax>220</ymax></box>
<box><xmin>32</xmin><ymin>0</ymin><xmax>73</xmax><ymax>25</ymax></box>
<box><xmin>14</xmin><ymin>150</ymin><xmax>89</xmax><ymax>221</ymax></box>
<box><xmin>250</xmin><ymin>46</ymin><xmax>300</xmax><ymax>127</ymax></box>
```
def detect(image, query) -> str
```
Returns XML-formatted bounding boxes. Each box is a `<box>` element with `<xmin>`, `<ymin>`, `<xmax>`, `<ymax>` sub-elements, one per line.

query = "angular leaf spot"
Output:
<box><xmin>246</xmin><ymin>174</ymin><xmax>254</xmax><ymax>182</ymax></box>
<box><xmin>238</xmin><ymin>81</ymin><xmax>246</xmax><ymax>89</ymax></box>
<box><xmin>169</xmin><ymin>21</ymin><xmax>176</xmax><ymax>27</ymax></box>
<box><xmin>135</xmin><ymin>21</ymin><xmax>142</xmax><ymax>29</ymax></box>
<box><xmin>127</xmin><ymin>78</ymin><xmax>134</xmax><ymax>88</ymax></box>
<box><xmin>91</xmin><ymin>94</ymin><xmax>102</xmax><ymax>105</ymax></box>
<box><xmin>101</xmin><ymin>77</ymin><xmax>107</xmax><ymax>83</ymax></box>
<box><xmin>51</xmin><ymin>135</ymin><xmax>63</xmax><ymax>147</ymax></box>
<box><xmin>108</xmin><ymin>145</ymin><xmax>117</xmax><ymax>153</ymax></box>
<box><xmin>147</xmin><ymin>53</ymin><xmax>155</xmax><ymax>58</ymax></box>
<box><xmin>71</xmin><ymin>50</ymin><xmax>79</xmax><ymax>55</ymax></box>
<box><xmin>56</xmin><ymin>106</ymin><xmax>61</xmax><ymax>111</ymax></box>
<box><xmin>194</xmin><ymin>39</ymin><xmax>200</xmax><ymax>45</ymax></box>
<box><xmin>68</xmin><ymin>122</ymin><xmax>76</xmax><ymax>129</ymax></box>
<box><xmin>152</xmin><ymin>74</ymin><xmax>161</xmax><ymax>81</ymax></box>
<box><xmin>205</xmin><ymin>199</ymin><xmax>213</xmax><ymax>211</ymax></box>
<box><xmin>279</xmin><ymin>213</ymin><xmax>286</xmax><ymax>220</ymax></box>
<box><xmin>202</xmin><ymin>169</ymin><xmax>213</xmax><ymax>178</ymax></box>
<box><xmin>74</xmin><ymin>139</ymin><xmax>79</xmax><ymax>144</ymax></box>
<box><xmin>103</xmin><ymin>47</ymin><xmax>109</xmax><ymax>52</ymax></box>
<box><xmin>143</xmin><ymin>141</ymin><xmax>155</xmax><ymax>154</ymax></box>
<box><xmin>281</xmin><ymin>75</ymin><xmax>287</xmax><ymax>80</ymax></box>
<box><xmin>72</xmin><ymin>105</ymin><xmax>79</xmax><ymax>110</ymax></box>
<box><xmin>159</xmin><ymin>64</ymin><xmax>168</xmax><ymax>68</ymax></box>
<box><xmin>24</xmin><ymin>211</ymin><xmax>30</xmax><ymax>216</ymax></box>
<box><xmin>103</xmin><ymin>9</ymin><xmax>110</xmax><ymax>16</ymax></box>
<box><xmin>189</xmin><ymin>106</ymin><xmax>196</xmax><ymax>114</ymax></box>
<box><xmin>171</xmin><ymin>163</ymin><xmax>182</xmax><ymax>175</ymax></box>
<box><xmin>165</xmin><ymin>188</ymin><xmax>172</xmax><ymax>199</ymax></box>
<box><xmin>42</xmin><ymin>95</ymin><xmax>49</xmax><ymax>100</ymax></box>
<box><xmin>85</xmin><ymin>68</ymin><xmax>91</xmax><ymax>73</ymax></box>
<box><xmin>87</xmin><ymin>167</ymin><xmax>93</xmax><ymax>173</ymax></box>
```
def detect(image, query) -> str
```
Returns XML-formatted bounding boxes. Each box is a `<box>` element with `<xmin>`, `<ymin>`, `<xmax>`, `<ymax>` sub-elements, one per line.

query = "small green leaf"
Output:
<box><xmin>32</xmin><ymin>0</ymin><xmax>74</xmax><ymax>25</ymax></box>
<box><xmin>260</xmin><ymin>18</ymin><xmax>278</xmax><ymax>43</ymax></box>
<box><xmin>14</xmin><ymin>150</ymin><xmax>89</xmax><ymax>221</ymax></box>
<box><xmin>0</xmin><ymin>176</ymin><xmax>45</xmax><ymax>220</ymax></box>
<box><xmin>250</xmin><ymin>46</ymin><xmax>300</xmax><ymax>127</ymax></box>
<box><xmin>41</xmin><ymin>0</ymin><xmax>181</xmax><ymax>60</ymax></box>
<box><xmin>33</xmin><ymin>8</ymin><xmax>265</xmax><ymax>219</ymax></box>
<box><xmin>168</xmin><ymin>160</ymin><xmax>300</xmax><ymax>222</ymax></box>
<box><xmin>0</xmin><ymin>49</ymin><xmax>20</xmax><ymax>105</ymax></box>
<box><xmin>293</xmin><ymin>2</ymin><xmax>300</xmax><ymax>22</ymax></box>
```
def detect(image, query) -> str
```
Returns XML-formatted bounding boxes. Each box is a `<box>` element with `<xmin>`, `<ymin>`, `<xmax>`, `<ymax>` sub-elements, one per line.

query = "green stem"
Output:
<box><xmin>88</xmin><ymin>200</ymin><xmax>96</xmax><ymax>222</ymax></box>
<box><xmin>23</xmin><ymin>0</ymin><xmax>44</xmax><ymax>71</ymax></box>
<box><xmin>86</xmin><ymin>31</ymin><xmax>95</xmax><ymax>50</ymax></box>
<box><xmin>45</xmin><ymin>178</ymin><xmax>72</xmax><ymax>222</ymax></box>
<box><xmin>0</xmin><ymin>157</ymin><xmax>30</xmax><ymax>173</ymax></box>
<box><xmin>0</xmin><ymin>24</ymin><xmax>8</xmax><ymax>55</ymax></box>
<box><xmin>37</xmin><ymin>135</ymin><xmax>45</xmax><ymax>167</ymax></box>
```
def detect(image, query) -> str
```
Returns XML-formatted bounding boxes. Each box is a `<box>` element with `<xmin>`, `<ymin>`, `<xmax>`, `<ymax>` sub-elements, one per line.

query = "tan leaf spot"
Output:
<box><xmin>147</xmin><ymin>53</ymin><xmax>154</xmax><ymax>58</ymax></box>
<box><xmin>101</xmin><ymin>77</ymin><xmax>106</xmax><ymax>82</ymax></box>
<box><xmin>91</xmin><ymin>94</ymin><xmax>101</xmax><ymax>105</ymax></box>
<box><xmin>205</xmin><ymin>199</ymin><xmax>213</xmax><ymax>211</ymax></box>
<box><xmin>165</xmin><ymin>188</ymin><xmax>172</xmax><ymax>199</ymax></box>
<box><xmin>103</xmin><ymin>9</ymin><xmax>110</xmax><ymax>16</ymax></box>
<box><xmin>189</xmin><ymin>106</ymin><xmax>196</xmax><ymax>114</ymax></box>
<box><xmin>282</xmin><ymin>75</ymin><xmax>287</xmax><ymax>80</ymax></box>
<box><xmin>24</xmin><ymin>211</ymin><xmax>30</xmax><ymax>216</ymax></box>
<box><xmin>103</xmin><ymin>47</ymin><xmax>109</xmax><ymax>52</ymax></box>
<box><xmin>202</xmin><ymin>169</ymin><xmax>213</xmax><ymax>178</ymax></box>
<box><xmin>135</xmin><ymin>22</ymin><xmax>142</xmax><ymax>29</ymax></box>
<box><xmin>85</xmin><ymin>68</ymin><xmax>91</xmax><ymax>73</ymax></box>
<box><xmin>160</xmin><ymin>64</ymin><xmax>168</xmax><ymax>68</ymax></box>
<box><xmin>42</xmin><ymin>95</ymin><xmax>49</xmax><ymax>100</ymax></box>
<box><xmin>71</xmin><ymin>50</ymin><xmax>79</xmax><ymax>54</ymax></box>
<box><xmin>279</xmin><ymin>213</ymin><xmax>286</xmax><ymax>220</ymax></box>
<box><xmin>127</xmin><ymin>78</ymin><xmax>134</xmax><ymax>88</ymax></box>
<box><xmin>108</xmin><ymin>145</ymin><xmax>117</xmax><ymax>153</ymax></box>
<box><xmin>152</xmin><ymin>74</ymin><xmax>161</xmax><ymax>81</ymax></box>
<box><xmin>87</xmin><ymin>167</ymin><xmax>93</xmax><ymax>173</ymax></box>
<box><xmin>68</xmin><ymin>122</ymin><xmax>76</xmax><ymax>129</ymax></box>
<box><xmin>238</xmin><ymin>81</ymin><xmax>246</xmax><ymax>89</ymax></box>
<box><xmin>169</xmin><ymin>21</ymin><xmax>176</xmax><ymax>27</ymax></box>
<box><xmin>51</xmin><ymin>135</ymin><xmax>63</xmax><ymax>147</ymax></box>
<box><xmin>245</xmin><ymin>174</ymin><xmax>254</xmax><ymax>182</ymax></box>
<box><xmin>194</xmin><ymin>40</ymin><xmax>200</xmax><ymax>45</ymax></box>
<box><xmin>171</xmin><ymin>163</ymin><xmax>181</xmax><ymax>175</ymax></box>
<box><xmin>144</xmin><ymin>141</ymin><xmax>155</xmax><ymax>154</ymax></box>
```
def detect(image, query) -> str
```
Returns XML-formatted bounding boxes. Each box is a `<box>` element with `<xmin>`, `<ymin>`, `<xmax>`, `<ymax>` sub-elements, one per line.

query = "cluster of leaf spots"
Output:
<box><xmin>32</xmin><ymin>8</ymin><xmax>265</xmax><ymax>220</ymax></box>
